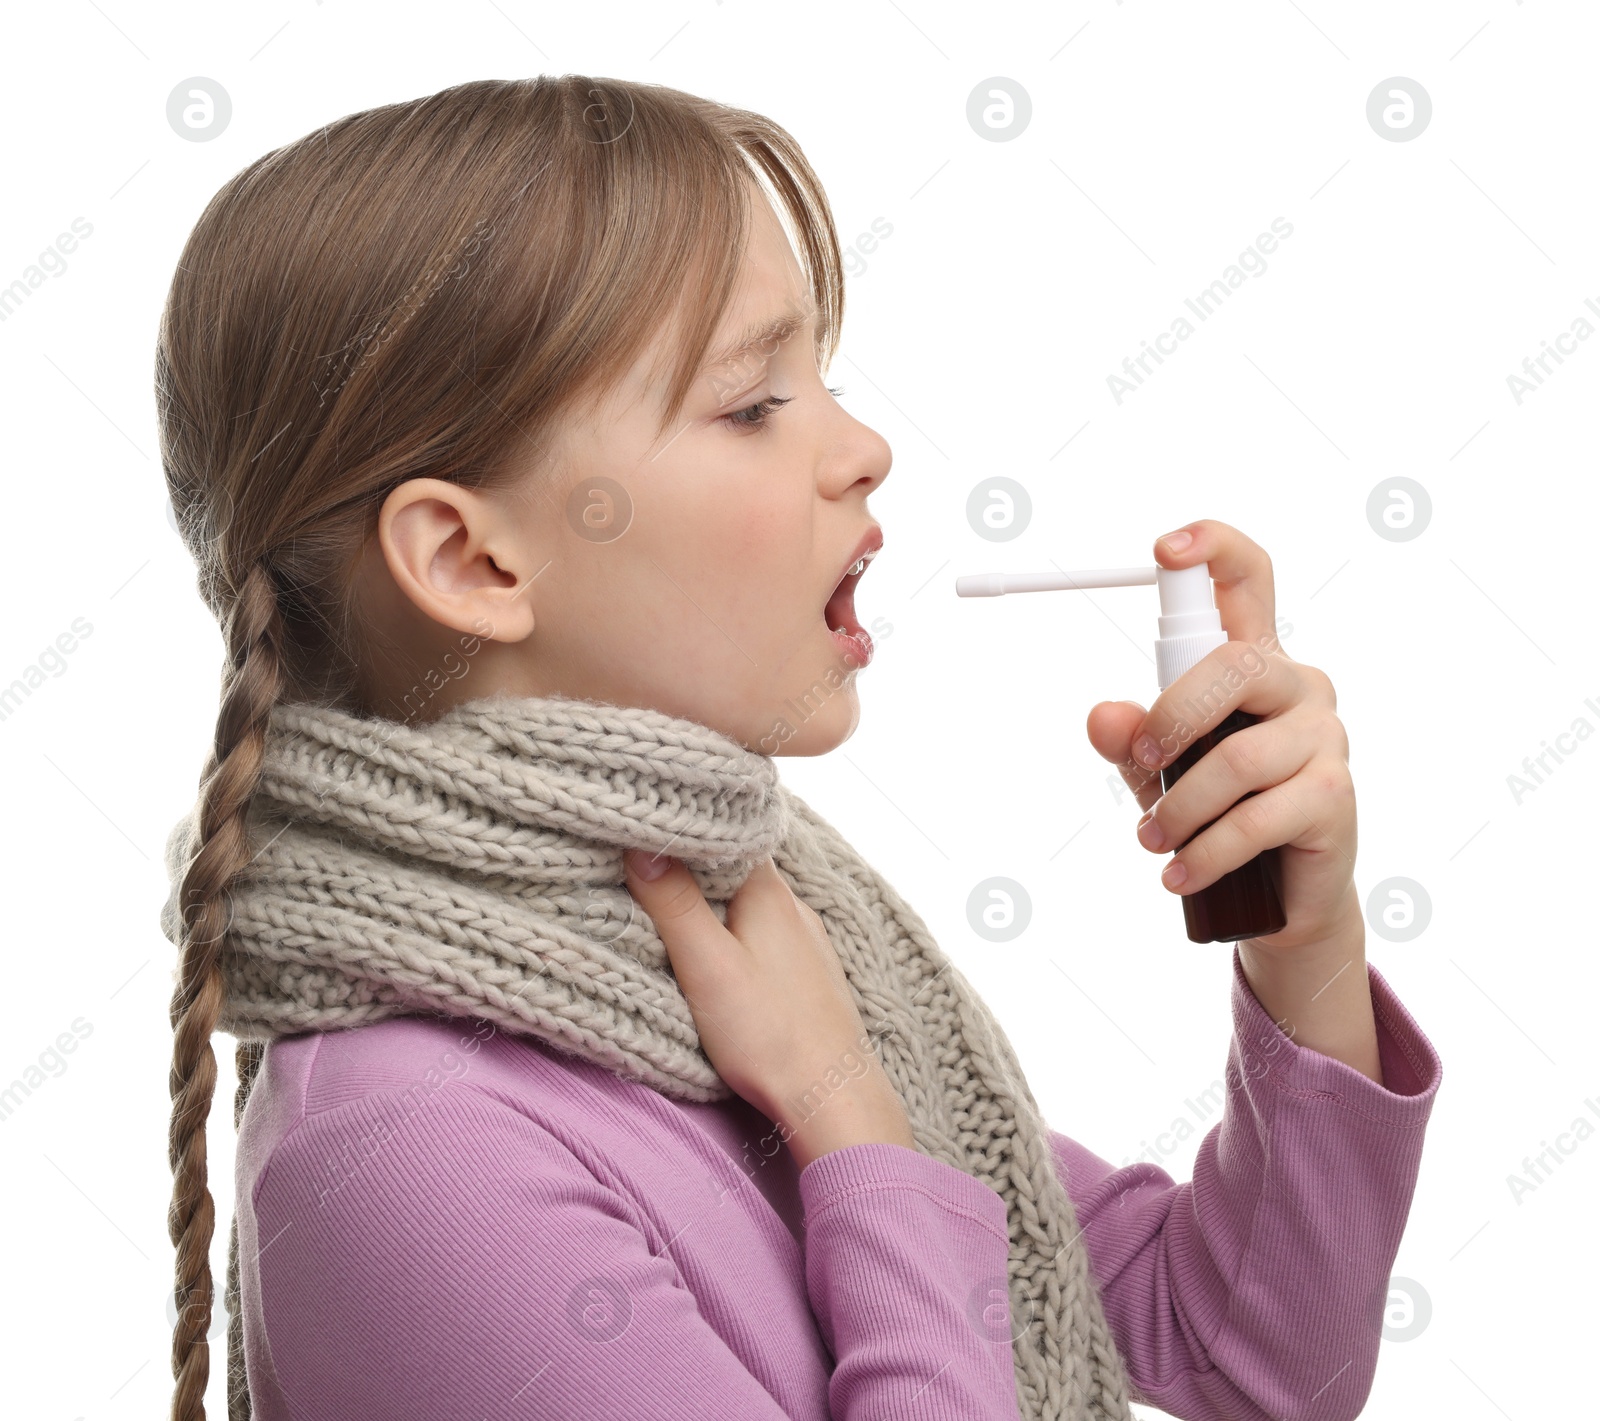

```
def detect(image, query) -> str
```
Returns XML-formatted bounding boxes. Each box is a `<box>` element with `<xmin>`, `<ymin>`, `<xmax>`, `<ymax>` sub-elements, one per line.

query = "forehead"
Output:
<box><xmin>698</xmin><ymin>195</ymin><xmax>813</xmax><ymax>375</ymax></box>
<box><xmin>733</xmin><ymin>191</ymin><xmax>808</xmax><ymax>304</ymax></box>
<box><xmin>570</xmin><ymin>186</ymin><xmax>814</xmax><ymax>439</ymax></box>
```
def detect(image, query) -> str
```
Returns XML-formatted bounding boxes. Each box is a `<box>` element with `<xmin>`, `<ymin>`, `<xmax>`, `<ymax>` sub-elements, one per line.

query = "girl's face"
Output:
<box><xmin>362</xmin><ymin>187</ymin><xmax>894</xmax><ymax>756</ymax></box>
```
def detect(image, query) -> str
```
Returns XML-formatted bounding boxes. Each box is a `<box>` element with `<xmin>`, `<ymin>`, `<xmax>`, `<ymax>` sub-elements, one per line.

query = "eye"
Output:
<box><xmin>720</xmin><ymin>394</ymin><xmax>793</xmax><ymax>432</ymax></box>
<box><xmin>827</xmin><ymin>385</ymin><xmax>844</xmax><ymax>397</ymax></box>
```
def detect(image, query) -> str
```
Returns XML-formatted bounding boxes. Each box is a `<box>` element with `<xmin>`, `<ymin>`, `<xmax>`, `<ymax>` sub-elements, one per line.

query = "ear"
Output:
<box><xmin>376</xmin><ymin>478</ymin><xmax>537</xmax><ymax>643</ymax></box>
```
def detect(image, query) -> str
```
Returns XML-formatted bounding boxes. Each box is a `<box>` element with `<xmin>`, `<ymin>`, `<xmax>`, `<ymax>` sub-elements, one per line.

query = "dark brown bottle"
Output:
<box><xmin>1161</xmin><ymin>707</ymin><xmax>1287</xmax><ymax>944</ymax></box>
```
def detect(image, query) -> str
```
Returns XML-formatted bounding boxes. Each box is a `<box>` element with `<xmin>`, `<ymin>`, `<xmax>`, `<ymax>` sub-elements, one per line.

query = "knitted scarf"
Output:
<box><xmin>159</xmin><ymin>692</ymin><xmax>1135</xmax><ymax>1421</ymax></box>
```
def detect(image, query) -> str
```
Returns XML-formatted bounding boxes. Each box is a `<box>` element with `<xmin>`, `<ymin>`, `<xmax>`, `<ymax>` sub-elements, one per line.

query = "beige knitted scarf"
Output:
<box><xmin>159</xmin><ymin>691</ymin><xmax>1135</xmax><ymax>1421</ymax></box>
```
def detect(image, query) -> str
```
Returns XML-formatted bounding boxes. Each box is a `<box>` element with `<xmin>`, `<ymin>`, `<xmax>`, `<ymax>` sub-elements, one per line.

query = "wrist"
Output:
<box><xmin>765</xmin><ymin>1069</ymin><xmax>915</xmax><ymax>1172</ymax></box>
<box><xmin>1237</xmin><ymin>895</ymin><xmax>1381</xmax><ymax>1083</ymax></box>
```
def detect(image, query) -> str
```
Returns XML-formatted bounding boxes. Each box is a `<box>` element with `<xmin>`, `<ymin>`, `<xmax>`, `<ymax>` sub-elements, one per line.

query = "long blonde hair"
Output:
<box><xmin>156</xmin><ymin>73</ymin><xmax>844</xmax><ymax>1420</ymax></box>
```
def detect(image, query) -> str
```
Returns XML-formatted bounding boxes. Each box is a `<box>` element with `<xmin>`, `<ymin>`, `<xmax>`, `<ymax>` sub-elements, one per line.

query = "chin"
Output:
<box><xmin>756</xmin><ymin>678</ymin><xmax>861</xmax><ymax>758</ymax></box>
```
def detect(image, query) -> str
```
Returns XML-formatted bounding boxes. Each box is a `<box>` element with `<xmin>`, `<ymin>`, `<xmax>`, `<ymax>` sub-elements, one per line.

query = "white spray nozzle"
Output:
<box><xmin>954</xmin><ymin>561</ymin><xmax>1228</xmax><ymax>691</ymax></box>
<box><xmin>954</xmin><ymin>567</ymin><xmax>1159</xmax><ymax>596</ymax></box>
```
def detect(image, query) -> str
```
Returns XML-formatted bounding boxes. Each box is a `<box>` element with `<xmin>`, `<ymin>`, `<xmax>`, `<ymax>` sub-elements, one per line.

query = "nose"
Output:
<box><xmin>820</xmin><ymin>406</ymin><xmax>892</xmax><ymax>500</ymax></box>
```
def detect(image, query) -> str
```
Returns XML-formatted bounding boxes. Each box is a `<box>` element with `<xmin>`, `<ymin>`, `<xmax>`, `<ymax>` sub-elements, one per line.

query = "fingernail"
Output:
<box><xmin>625</xmin><ymin>848</ymin><xmax>670</xmax><ymax>881</ymax></box>
<box><xmin>1136</xmin><ymin>809</ymin><xmax>1167</xmax><ymax>852</ymax></box>
<box><xmin>1133</xmin><ymin>734</ymin><xmax>1163</xmax><ymax>769</ymax></box>
<box><xmin>1160</xmin><ymin>529</ymin><xmax>1192</xmax><ymax>554</ymax></box>
<box><xmin>1162</xmin><ymin>860</ymin><xmax>1188</xmax><ymax>890</ymax></box>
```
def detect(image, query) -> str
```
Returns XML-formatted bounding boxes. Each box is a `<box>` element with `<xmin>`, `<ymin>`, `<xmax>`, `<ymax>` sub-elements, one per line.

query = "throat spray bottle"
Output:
<box><xmin>955</xmin><ymin>560</ymin><xmax>1287</xmax><ymax>945</ymax></box>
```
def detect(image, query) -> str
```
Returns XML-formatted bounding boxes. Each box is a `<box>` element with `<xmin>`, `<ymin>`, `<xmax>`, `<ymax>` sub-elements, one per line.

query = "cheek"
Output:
<box><xmin>686</xmin><ymin>473</ymin><xmax>806</xmax><ymax>577</ymax></box>
<box><xmin>730</xmin><ymin>500</ymin><xmax>795</xmax><ymax>563</ymax></box>
<box><xmin>633</xmin><ymin>456</ymin><xmax>815</xmax><ymax>657</ymax></box>
<box><xmin>728</xmin><ymin>499</ymin><xmax>814</xmax><ymax>610</ymax></box>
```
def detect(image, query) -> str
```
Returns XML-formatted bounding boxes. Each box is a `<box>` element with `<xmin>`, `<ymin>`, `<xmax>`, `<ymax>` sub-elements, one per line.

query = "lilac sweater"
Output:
<box><xmin>231</xmin><ymin>947</ymin><xmax>1441</xmax><ymax>1420</ymax></box>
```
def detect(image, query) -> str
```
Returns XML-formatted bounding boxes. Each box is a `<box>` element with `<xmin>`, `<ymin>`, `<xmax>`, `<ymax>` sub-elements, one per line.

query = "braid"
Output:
<box><xmin>226</xmin><ymin>1041</ymin><xmax>265</xmax><ymax>1420</ymax></box>
<box><xmin>167</xmin><ymin>562</ymin><xmax>283</xmax><ymax>1421</ymax></box>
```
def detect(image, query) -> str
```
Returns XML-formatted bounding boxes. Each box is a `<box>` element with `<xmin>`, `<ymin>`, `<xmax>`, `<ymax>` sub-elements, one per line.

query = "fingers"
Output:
<box><xmin>1113</xmin><ymin>524</ymin><xmax>1302</xmax><ymax>787</ymax></box>
<box><xmin>1131</xmin><ymin>716</ymin><xmax>1314</xmax><ymax>857</ymax></box>
<box><xmin>1130</xmin><ymin>635</ymin><xmax>1304</xmax><ymax>781</ymax></box>
<box><xmin>1156</xmin><ymin>760</ymin><xmax>1354</xmax><ymax>896</ymax></box>
<box><xmin>1154</xmin><ymin>519</ymin><xmax>1278</xmax><ymax>654</ymax></box>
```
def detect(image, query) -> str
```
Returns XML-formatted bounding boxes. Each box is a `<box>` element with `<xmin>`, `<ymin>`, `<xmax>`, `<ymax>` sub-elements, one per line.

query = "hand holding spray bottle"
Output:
<box><xmin>955</xmin><ymin>558</ymin><xmax>1287</xmax><ymax>945</ymax></box>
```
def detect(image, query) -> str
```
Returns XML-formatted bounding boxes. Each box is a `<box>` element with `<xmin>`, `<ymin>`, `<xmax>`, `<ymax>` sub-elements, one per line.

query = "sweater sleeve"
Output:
<box><xmin>1045</xmin><ymin>947</ymin><xmax>1442</xmax><ymax>1421</ymax></box>
<box><xmin>248</xmin><ymin>1083</ymin><xmax>1020</xmax><ymax>1420</ymax></box>
<box><xmin>797</xmin><ymin>1141</ymin><xmax>1024</xmax><ymax>1417</ymax></box>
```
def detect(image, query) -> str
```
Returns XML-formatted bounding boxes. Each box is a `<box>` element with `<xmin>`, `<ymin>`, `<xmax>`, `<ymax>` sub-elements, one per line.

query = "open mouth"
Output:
<box><xmin>825</xmin><ymin>535</ymin><xmax>881</xmax><ymax>668</ymax></box>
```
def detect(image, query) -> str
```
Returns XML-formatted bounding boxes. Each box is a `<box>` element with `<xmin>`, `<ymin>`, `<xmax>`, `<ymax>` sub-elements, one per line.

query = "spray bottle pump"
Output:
<box><xmin>955</xmin><ymin>561</ymin><xmax>1287</xmax><ymax>945</ymax></box>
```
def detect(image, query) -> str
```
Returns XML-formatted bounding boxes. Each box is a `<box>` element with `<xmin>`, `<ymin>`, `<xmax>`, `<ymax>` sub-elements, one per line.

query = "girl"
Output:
<box><xmin>158</xmin><ymin>75</ymin><xmax>1441</xmax><ymax>1421</ymax></box>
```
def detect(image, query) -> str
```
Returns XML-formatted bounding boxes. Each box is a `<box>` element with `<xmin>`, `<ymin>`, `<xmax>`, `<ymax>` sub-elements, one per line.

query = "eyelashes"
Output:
<box><xmin>721</xmin><ymin>395</ymin><xmax>793</xmax><ymax>431</ymax></box>
<box><xmin>718</xmin><ymin>386</ymin><xmax>847</xmax><ymax>434</ymax></box>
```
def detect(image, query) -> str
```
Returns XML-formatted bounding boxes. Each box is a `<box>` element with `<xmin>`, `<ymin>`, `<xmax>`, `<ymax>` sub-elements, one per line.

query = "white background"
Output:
<box><xmin>2</xmin><ymin>2</ymin><xmax>1594</xmax><ymax>1417</ymax></box>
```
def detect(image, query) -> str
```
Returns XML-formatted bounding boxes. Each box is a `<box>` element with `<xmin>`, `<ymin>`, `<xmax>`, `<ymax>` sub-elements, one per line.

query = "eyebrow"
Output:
<box><xmin>700</xmin><ymin>295</ymin><xmax>819</xmax><ymax>375</ymax></box>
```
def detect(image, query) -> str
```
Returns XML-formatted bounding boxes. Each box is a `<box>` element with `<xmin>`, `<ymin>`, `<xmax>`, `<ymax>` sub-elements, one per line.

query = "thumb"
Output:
<box><xmin>622</xmin><ymin>848</ymin><xmax>733</xmax><ymax>983</ymax></box>
<box><xmin>1085</xmin><ymin>699</ymin><xmax>1146</xmax><ymax>764</ymax></box>
<box><xmin>1085</xmin><ymin>700</ymin><xmax>1163</xmax><ymax>812</ymax></box>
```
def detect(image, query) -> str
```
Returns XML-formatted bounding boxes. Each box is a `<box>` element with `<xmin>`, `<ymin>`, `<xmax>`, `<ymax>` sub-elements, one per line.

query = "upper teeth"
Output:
<box><xmin>846</xmin><ymin>548</ymin><xmax>877</xmax><ymax>578</ymax></box>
